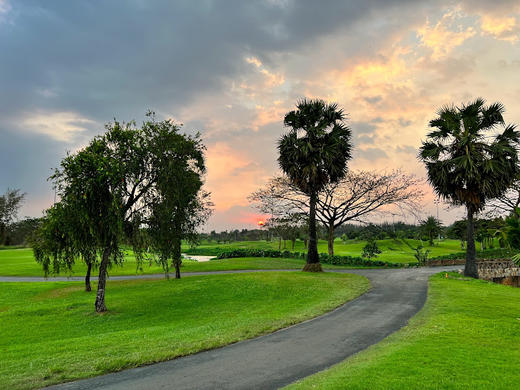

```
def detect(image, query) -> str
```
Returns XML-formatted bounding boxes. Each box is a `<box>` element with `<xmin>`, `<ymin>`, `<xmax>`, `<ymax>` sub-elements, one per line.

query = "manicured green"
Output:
<box><xmin>187</xmin><ymin>238</ymin><xmax>467</xmax><ymax>263</ymax></box>
<box><xmin>0</xmin><ymin>272</ymin><xmax>368</xmax><ymax>389</ymax></box>
<box><xmin>0</xmin><ymin>249</ymin><xmax>373</xmax><ymax>277</ymax></box>
<box><xmin>286</xmin><ymin>273</ymin><xmax>520</xmax><ymax>389</ymax></box>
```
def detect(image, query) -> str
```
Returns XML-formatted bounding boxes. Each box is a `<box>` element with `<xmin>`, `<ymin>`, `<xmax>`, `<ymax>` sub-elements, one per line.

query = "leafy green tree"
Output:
<box><xmin>505</xmin><ymin>208</ymin><xmax>520</xmax><ymax>250</ymax></box>
<box><xmin>278</xmin><ymin>99</ymin><xmax>352</xmax><ymax>271</ymax></box>
<box><xmin>145</xmin><ymin>119</ymin><xmax>212</xmax><ymax>279</ymax></box>
<box><xmin>446</xmin><ymin>219</ymin><xmax>467</xmax><ymax>249</ymax></box>
<box><xmin>33</xmin><ymin>113</ymin><xmax>210</xmax><ymax>311</ymax></box>
<box><xmin>0</xmin><ymin>189</ymin><xmax>25</xmax><ymax>245</ymax></box>
<box><xmin>6</xmin><ymin>217</ymin><xmax>41</xmax><ymax>246</ymax></box>
<box><xmin>361</xmin><ymin>238</ymin><xmax>382</xmax><ymax>259</ymax></box>
<box><xmin>420</xmin><ymin>216</ymin><xmax>443</xmax><ymax>246</ymax></box>
<box><xmin>33</xmin><ymin>201</ymin><xmax>97</xmax><ymax>291</ymax></box>
<box><xmin>419</xmin><ymin>98</ymin><xmax>520</xmax><ymax>278</ymax></box>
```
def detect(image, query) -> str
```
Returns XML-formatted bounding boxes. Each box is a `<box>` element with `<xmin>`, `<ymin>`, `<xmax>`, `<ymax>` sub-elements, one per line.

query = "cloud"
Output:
<box><xmin>0</xmin><ymin>0</ymin><xmax>10</xmax><ymax>14</ymax></box>
<box><xmin>2</xmin><ymin>1</ymin><xmax>520</xmax><ymax>229</ymax></box>
<box><xmin>417</xmin><ymin>9</ymin><xmax>476</xmax><ymax>59</ymax></box>
<box><xmin>480</xmin><ymin>15</ymin><xmax>520</xmax><ymax>42</ymax></box>
<box><xmin>354</xmin><ymin>147</ymin><xmax>389</xmax><ymax>161</ymax></box>
<box><xmin>20</xmin><ymin>111</ymin><xmax>96</xmax><ymax>142</ymax></box>
<box><xmin>204</xmin><ymin>142</ymin><xmax>270</xmax><ymax>211</ymax></box>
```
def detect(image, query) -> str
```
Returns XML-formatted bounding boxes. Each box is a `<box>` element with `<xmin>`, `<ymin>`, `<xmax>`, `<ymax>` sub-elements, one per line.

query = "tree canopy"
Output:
<box><xmin>249</xmin><ymin>170</ymin><xmax>422</xmax><ymax>255</ymax></box>
<box><xmin>0</xmin><ymin>188</ymin><xmax>26</xmax><ymax>246</ymax></box>
<box><xmin>278</xmin><ymin>99</ymin><xmax>352</xmax><ymax>270</ymax></box>
<box><xmin>419</xmin><ymin>98</ymin><xmax>520</xmax><ymax>277</ymax></box>
<box><xmin>33</xmin><ymin>112</ymin><xmax>211</xmax><ymax>311</ymax></box>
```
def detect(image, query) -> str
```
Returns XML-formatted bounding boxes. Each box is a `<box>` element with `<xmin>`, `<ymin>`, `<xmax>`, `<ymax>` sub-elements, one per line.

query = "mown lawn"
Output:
<box><xmin>0</xmin><ymin>249</ymin><xmax>375</xmax><ymax>277</ymax></box>
<box><xmin>0</xmin><ymin>272</ymin><xmax>369</xmax><ymax>390</ymax></box>
<box><xmin>286</xmin><ymin>273</ymin><xmax>520</xmax><ymax>389</ymax></box>
<box><xmin>186</xmin><ymin>238</ymin><xmax>467</xmax><ymax>263</ymax></box>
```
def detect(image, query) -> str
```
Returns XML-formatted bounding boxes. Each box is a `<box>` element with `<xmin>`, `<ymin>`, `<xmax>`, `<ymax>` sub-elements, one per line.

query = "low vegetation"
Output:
<box><xmin>186</xmin><ymin>238</ymin><xmax>474</xmax><ymax>263</ymax></box>
<box><xmin>287</xmin><ymin>273</ymin><xmax>520</xmax><ymax>389</ymax></box>
<box><xmin>0</xmin><ymin>249</ymin><xmax>380</xmax><ymax>277</ymax></box>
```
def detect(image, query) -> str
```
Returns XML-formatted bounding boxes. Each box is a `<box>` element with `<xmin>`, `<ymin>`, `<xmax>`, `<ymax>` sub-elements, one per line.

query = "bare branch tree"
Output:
<box><xmin>249</xmin><ymin>170</ymin><xmax>424</xmax><ymax>255</ymax></box>
<box><xmin>485</xmin><ymin>179</ymin><xmax>520</xmax><ymax>217</ymax></box>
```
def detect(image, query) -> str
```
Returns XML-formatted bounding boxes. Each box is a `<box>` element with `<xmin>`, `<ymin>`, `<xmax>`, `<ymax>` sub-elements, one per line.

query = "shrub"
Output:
<box><xmin>361</xmin><ymin>238</ymin><xmax>382</xmax><ymax>259</ymax></box>
<box><xmin>414</xmin><ymin>245</ymin><xmax>430</xmax><ymax>266</ymax></box>
<box><xmin>428</xmin><ymin>248</ymin><xmax>518</xmax><ymax>262</ymax></box>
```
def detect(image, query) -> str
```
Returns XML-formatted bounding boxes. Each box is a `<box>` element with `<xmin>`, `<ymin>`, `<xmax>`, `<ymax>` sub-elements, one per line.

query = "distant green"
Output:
<box><xmin>0</xmin><ymin>248</ymin><xmax>378</xmax><ymax>277</ymax></box>
<box><xmin>287</xmin><ymin>273</ymin><xmax>520</xmax><ymax>389</ymax></box>
<box><xmin>0</xmin><ymin>272</ymin><xmax>368</xmax><ymax>390</ymax></box>
<box><xmin>187</xmin><ymin>238</ymin><xmax>467</xmax><ymax>262</ymax></box>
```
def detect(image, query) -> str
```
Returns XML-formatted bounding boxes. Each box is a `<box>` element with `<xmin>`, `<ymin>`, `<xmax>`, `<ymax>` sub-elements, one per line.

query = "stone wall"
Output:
<box><xmin>477</xmin><ymin>260</ymin><xmax>520</xmax><ymax>287</ymax></box>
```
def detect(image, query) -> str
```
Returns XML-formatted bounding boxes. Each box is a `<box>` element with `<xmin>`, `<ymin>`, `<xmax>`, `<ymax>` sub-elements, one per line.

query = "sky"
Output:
<box><xmin>1</xmin><ymin>0</ymin><xmax>520</xmax><ymax>231</ymax></box>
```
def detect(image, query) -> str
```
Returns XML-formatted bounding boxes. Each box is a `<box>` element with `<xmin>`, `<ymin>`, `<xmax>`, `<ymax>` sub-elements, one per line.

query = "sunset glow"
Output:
<box><xmin>1</xmin><ymin>1</ymin><xmax>519</xmax><ymax>231</ymax></box>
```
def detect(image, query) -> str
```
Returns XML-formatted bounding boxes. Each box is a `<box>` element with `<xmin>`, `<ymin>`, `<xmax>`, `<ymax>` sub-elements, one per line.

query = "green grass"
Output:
<box><xmin>0</xmin><ymin>272</ymin><xmax>369</xmax><ymax>390</ymax></box>
<box><xmin>186</xmin><ymin>238</ymin><xmax>467</xmax><ymax>263</ymax></box>
<box><xmin>0</xmin><ymin>249</ymin><xmax>376</xmax><ymax>277</ymax></box>
<box><xmin>286</xmin><ymin>273</ymin><xmax>520</xmax><ymax>389</ymax></box>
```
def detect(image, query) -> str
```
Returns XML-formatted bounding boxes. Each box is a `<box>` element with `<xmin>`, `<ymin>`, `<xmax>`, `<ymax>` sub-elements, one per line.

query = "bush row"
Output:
<box><xmin>429</xmin><ymin>248</ymin><xmax>518</xmax><ymax>262</ymax></box>
<box><xmin>215</xmin><ymin>249</ymin><xmax>413</xmax><ymax>268</ymax></box>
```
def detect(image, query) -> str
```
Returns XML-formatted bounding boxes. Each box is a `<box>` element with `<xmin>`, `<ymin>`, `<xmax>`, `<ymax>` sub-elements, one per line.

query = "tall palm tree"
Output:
<box><xmin>419</xmin><ymin>98</ymin><xmax>520</xmax><ymax>278</ymax></box>
<box><xmin>278</xmin><ymin>99</ymin><xmax>352</xmax><ymax>271</ymax></box>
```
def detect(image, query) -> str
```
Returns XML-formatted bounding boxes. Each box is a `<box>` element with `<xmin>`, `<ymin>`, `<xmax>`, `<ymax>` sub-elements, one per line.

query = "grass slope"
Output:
<box><xmin>287</xmin><ymin>273</ymin><xmax>520</xmax><ymax>389</ymax></box>
<box><xmin>0</xmin><ymin>272</ymin><xmax>369</xmax><ymax>390</ymax></box>
<box><xmin>0</xmin><ymin>249</ymin><xmax>375</xmax><ymax>277</ymax></box>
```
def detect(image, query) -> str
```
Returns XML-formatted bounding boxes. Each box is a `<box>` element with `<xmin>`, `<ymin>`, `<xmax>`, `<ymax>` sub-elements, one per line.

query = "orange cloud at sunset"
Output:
<box><xmin>204</xmin><ymin>142</ymin><xmax>270</xmax><ymax>211</ymax></box>
<box><xmin>480</xmin><ymin>15</ymin><xmax>519</xmax><ymax>42</ymax></box>
<box><xmin>417</xmin><ymin>9</ymin><xmax>476</xmax><ymax>59</ymax></box>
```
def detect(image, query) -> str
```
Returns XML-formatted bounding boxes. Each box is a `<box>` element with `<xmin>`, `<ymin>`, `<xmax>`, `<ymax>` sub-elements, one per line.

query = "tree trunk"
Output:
<box><xmin>304</xmin><ymin>191</ymin><xmax>322</xmax><ymax>272</ymax></box>
<box><xmin>0</xmin><ymin>223</ymin><xmax>5</xmax><ymax>246</ymax></box>
<box><xmin>278</xmin><ymin>237</ymin><xmax>281</xmax><ymax>251</ymax></box>
<box><xmin>85</xmin><ymin>262</ymin><xmax>92</xmax><ymax>292</ymax></box>
<box><xmin>304</xmin><ymin>238</ymin><xmax>308</xmax><ymax>249</ymax></box>
<box><xmin>291</xmin><ymin>238</ymin><xmax>296</xmax><ymax>250</ymax></box>
<box><xmin>464</xmin><ymin>208</ymin><xmax>478</xmax><ymax>278</ymax></box>
<box><xmin>327</xmin><ymin>224</ymin><xmax>335</xmax><ymax>256</ymax></box>
<box><xmin>95</xmin><ymin>247</ymin><xmax>111</xmax><ymax>312</ymax></box>
<box><xmin>173</xmin><ymin>238</ymin><xmax>182</xmax><ymax>279</ymax></box>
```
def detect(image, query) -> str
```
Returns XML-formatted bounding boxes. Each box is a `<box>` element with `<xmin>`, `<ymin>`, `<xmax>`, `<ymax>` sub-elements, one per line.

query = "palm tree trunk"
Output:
<box><xmin>464</xmin><ymin>208</ymin><xmax>478</xmax><ymax>278</ymax></box>
<box><xmin>327</xmin><ymin>223</ymin><xmax>335</xmax><ymax>256</ymax></box>
<box><xmin>85</xmin><ymin>262</ymin><xmax>92</xmax><ymax>292</ymax></box>
<box><xmin>95</xmin><ymin>247</ymin><xmax>111</xmax><ymax>312</ymax></box>
<box><xmin>304</xmin><ymin>191</ymin><xmax>322</xmax><ymax>272</ymax></box>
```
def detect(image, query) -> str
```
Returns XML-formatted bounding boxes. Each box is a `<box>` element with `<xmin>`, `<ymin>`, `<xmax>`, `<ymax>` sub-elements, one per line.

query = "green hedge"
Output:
<box><xmin>429</xmin><ymin>248</ymin><xmax>518</xmax><ymax>261</ymax></box>
<box><xmin>215</xmin><ymin>249</ymin><xmax>413</xmax><ymax>268</ymax></box>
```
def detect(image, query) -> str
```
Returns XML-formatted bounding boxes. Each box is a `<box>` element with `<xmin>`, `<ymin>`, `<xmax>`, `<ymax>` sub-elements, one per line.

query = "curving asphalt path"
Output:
<box><xmin>7</xmin><ymin>266</ymin><xmax>459</xmax><ymax>390</ymax></box>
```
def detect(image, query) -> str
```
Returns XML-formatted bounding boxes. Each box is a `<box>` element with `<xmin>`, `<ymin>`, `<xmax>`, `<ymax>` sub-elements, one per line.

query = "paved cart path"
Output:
<box><xmin>20</xmin><ymin>266</ymin><xmax>458</xmax><ymax>390</ymax></box>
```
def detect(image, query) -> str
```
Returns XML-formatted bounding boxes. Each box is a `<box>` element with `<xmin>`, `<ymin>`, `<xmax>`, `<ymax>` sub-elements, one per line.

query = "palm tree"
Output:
<box><xmin>420</xmin><ymin>216</ymin><xmax>443</xmax><ymax>246</ymax></box>
<box><xmin>278</xmin><ymin>99</ymin><xmax>352</xmax><ymax>271</ymax></box>
<box><xmin>419</xmin><ymin>98</ymin><xmax>520</xmax><ymax>278</ymax></box>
